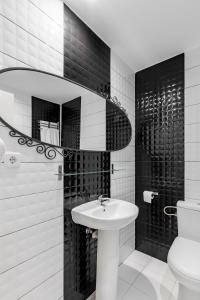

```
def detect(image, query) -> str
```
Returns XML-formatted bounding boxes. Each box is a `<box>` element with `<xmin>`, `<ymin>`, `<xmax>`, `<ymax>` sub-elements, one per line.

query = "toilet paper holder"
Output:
<box><xmin>151</xmin><ymin>192</ymin><xmax>158</xmax><ymax>199</ymax></box>
<box><xmin>143</xmin><ymin>191</ymin><xmax>159</xmax><ymax>203</ymax></box>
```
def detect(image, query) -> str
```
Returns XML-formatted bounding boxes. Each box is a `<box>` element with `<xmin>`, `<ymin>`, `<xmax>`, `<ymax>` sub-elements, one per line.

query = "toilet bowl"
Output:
<box><xmin>168</xmin><ymin>201</ymin><xmax>200</xmax><ymax>300</ymax></box>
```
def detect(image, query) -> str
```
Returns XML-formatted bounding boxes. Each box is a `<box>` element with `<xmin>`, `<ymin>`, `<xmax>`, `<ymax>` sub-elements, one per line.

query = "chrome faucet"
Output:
<box><xmin>98</xmin><ymin>195</ymin><xmax>110</xmax><ymax>206</ymax></box>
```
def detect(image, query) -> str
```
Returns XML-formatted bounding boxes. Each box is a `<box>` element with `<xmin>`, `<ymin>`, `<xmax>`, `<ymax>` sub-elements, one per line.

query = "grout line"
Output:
<box><xmin>185</xmin><ymin>63</ymin><xmax>200</xmax><ymax>72</ymax></box>
<box><xmin>185</xmin><ymin>121</ymin><xmax>200</xmax><ymax>125</ymax></box>
<box><xmin>0</xmin><ymin>242</ymin><xmax>63</xmax><ymax>276</ymax></box>
<box><xmin>185</xmin><ymin>196</ymin><xmax>200</xmax><ymax>201</ymax></box>
<box><xmin>0</xmin><ymin>215</ymin><xmax>63</xmax><ymax>238</ymax></box>
<box><xmin>18</xmin><ymin>269</ymin><xmax>63</xmax><ymax>300</ymax></box>
<box><xmin>185</xmin><ymin>82</ymin><xmax>200</xmax><ymax>89</ymax></box>
<box><xmin>121</xmin><ymin>258</ymin><xmax>152</xmax><ymax>299</ymax></box>
<box><xmin>185</xmin><ymin>101</ymin><xmax>200</xmax><ymax>107</ymax></box>
<box><xmin>0</xmin><ymin>215</ymin><xmax>62</xmax><ymax>238</ymax></box>
<box><xmin>185</xmin><ymin>178</ymin><xmax>200</xmax><ymax>181</ymax></box>
<box><xmin>0</xmin><ymin>13</ymin><xmax>63</xmax><ymax>57</ymax></box>
<box><xmin>0</xmin><ymin>187</ymin><xmax>63</xmax><ymax>201</ymax></box>
<box><xmin>185</xmin><ymin>161</ymin><xmax>200</xmax><ymax>163</ymax></box>
<box><xmin>0</xmin><ymin>161</ymin><xmax>63</xmax><ymax>164</ymax></box>
<box><xmin>0</xmin><ymin>50</ymin><xmax>33</xmax><ymax>68</ymax></box>
<box><xmin>111</xmin><ymin>175</ymin><xmax>135</xmax><ymax>180</ymax></box>
<box><xmin>20</xmin><ymin>161</ymin><xmax>63</xmax><ymax>164</ymax></box>
<box><xmin>28</xmin><ymin>0</ymin><xmax>63</xmax><ymax>28</ymax></box>
<box><xmin>185</xmin><ymin>141</ymin><xmax>200</xmax><ymax>144</ymax></box>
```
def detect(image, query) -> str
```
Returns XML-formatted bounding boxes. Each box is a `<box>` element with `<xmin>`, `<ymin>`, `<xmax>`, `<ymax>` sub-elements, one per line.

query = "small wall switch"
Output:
<box><xmin>4</xmin><ymin>152</ymin><xmax>21</xmax><ymax>168</ymax></box>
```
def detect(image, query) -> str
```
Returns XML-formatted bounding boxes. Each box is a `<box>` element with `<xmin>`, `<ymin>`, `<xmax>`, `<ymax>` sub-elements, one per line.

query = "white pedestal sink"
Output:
<box><xmin>71</xmin><ymin>199</ymin><xmax>139</xmax><ymax>300</ymax></box>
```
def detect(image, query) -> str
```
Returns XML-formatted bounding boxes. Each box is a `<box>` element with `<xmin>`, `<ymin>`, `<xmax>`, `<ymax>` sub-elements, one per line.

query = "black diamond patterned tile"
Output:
<box><xmin>135</xmin><ymin>54</ymin><xmax>184</xmax><ymax>262</ymax></box>
<box><xmin>63</xmin><ymin>5</ymin><xmax>112</xmax><ymax>299</ymax></box>
<box><xmin>106</xmin><ymin>102</ymin><xmax>132</xmax><ymax>150</ymax></box>
<box><xmin>64</xmin><ymin>150</ymin><xmax>110</xmax><ymax>300</ymax></box>
<box><xmin>62</xmin><ymin>97</ymin><xmax>81</xmax><ymax>149</ymax></box>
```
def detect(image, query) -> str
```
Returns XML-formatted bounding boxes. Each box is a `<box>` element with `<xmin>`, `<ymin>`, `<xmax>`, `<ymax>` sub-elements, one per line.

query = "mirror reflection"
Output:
<box><xmin>0</xmin><ymin>68</ymin><xmax>132</xmax><ymax>152</ymax></box>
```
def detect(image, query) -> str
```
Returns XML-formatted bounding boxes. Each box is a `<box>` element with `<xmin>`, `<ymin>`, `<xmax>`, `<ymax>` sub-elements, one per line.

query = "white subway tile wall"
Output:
<box><xmin>80</xmin><ymin>95</ymin><xmax>106</xmax><ymax>151</ymax></box>
<box><xmin>0</xmin><ymin>0</ymin><xmax>64</xmax><ymax>299</ymax></box>
<box><xmin>110</xmin><ymin>51</ymin><xmax>135</xmax><ymax>263</ymax></box>
<box><xmin>185</xmin><ymin>46</ymin><xmax>200</xmax><ymax>202</ymax></box>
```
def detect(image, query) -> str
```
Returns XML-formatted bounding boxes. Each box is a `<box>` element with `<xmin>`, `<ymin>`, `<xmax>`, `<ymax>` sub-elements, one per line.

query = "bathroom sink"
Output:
<box><xmin>71</xmin><ymin>199</ymin><xmax>138</xmax><ymax>230</ymax></box>
<box><xmin>71</xmin><ymin>199</ymin><xmax>139</xmax><ymax>300</ymax></box>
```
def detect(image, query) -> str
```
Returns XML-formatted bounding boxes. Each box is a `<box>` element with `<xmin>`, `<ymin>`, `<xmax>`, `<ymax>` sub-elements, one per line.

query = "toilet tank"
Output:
<box><xmin>177</xmin><ymin>200</ymin><xmax>200</xmax><ymax>243</ymax></box>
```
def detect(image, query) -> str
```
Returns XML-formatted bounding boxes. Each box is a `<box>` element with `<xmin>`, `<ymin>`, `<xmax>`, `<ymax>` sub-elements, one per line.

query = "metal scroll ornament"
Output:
<box><xmin>9</xmin><ymin>130</ymin><xmax>74</xmax><ymax>160</ymax></box>
<box><xmin>108</xmin><ymin>96</ymin><xmax>127</xmax><ymax>115</ymax></box>
<box><xmin>99</xmin><ymin>90</ymin><xmax>127</xmax><ymax>115</ymax></box>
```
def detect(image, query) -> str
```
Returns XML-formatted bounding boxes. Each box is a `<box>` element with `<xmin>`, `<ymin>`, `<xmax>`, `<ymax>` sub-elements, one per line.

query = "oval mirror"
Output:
<box><xmin>0</xmin><ymin>68</ymin><xmax>132</xmax><ymax>152</ymax></box>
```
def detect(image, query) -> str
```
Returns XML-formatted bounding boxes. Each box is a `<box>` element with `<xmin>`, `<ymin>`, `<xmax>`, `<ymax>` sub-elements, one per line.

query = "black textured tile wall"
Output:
<box><xmin>32</xmin><ymin>97</ymin><xmax>60</xmax><ymax>141</ymax></box>
<box><xmin>64</xmin><ymin>4</ymin><xmax>110</xmax><ymax>96</ymax></box>
<box><xmin>62</xmin><ymin>97</ymin><xmax>81</xmax><ymax>149</ymax></box>
<box><xmin>135</xmin><ymin>54</ymin><xmax>184</xmax><ymax>261</ymax></box>
<box><xmin>63</xmin><ymin>4</ymin><xmax>111</xmax><ymax>299</ymax></box>
<box><xmin>64</xmin><ymin>151</ymin><xmax>110</xmax><ymax>300</ymax></box>
<box><xmin>106</xmin><ymin>102</ymin><xmax>132</xmax><ymax>150</ymax></box>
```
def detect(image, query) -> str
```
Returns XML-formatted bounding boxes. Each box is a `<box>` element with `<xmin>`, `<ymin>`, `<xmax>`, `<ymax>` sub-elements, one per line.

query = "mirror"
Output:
<box><xmin>0</xmin><ymin>68</ymin><xmax>132</xmax><ymax>152</ymax></box>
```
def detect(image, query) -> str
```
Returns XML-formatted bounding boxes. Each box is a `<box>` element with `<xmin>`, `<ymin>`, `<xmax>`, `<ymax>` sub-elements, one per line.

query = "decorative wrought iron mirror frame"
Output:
<box><xmin>0</xmin><ymin>68</ymin><xmax>132</xmax><ymax>160</ymax></box>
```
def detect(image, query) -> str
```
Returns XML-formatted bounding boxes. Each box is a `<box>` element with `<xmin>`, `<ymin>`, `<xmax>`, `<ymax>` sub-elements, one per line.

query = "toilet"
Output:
<box><xmin>168</xmin><ymin>201</ymin><xmax>200</xmax><ymax>300</ymax></box>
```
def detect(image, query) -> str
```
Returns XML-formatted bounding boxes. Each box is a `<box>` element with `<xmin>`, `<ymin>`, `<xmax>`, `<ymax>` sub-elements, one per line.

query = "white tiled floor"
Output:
<box><xmin>117</xmin><ymin>250</ymin><xmax>178</xmax><ymax>300</ymax></box>
<box><xmin>87</xmin><ymin>250</ymin><xmax>178</xmax><ymax>300</ymax></box>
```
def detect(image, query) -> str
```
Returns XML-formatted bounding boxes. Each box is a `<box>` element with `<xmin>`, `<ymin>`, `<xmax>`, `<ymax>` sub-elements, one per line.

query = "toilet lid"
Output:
<box><xmin>168</xmin><ymin>237</ymin><xmax>200</xmax><ymax>282</ymax></box>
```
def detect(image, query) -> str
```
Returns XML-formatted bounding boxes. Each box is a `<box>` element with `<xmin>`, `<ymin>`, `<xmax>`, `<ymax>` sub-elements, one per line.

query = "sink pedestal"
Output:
<box><xmin>96</xmin><ymin>230</ymin><xmax>119</xmax><ymax>300</ymax></box>
<box><xmin>71</xmin><ymin>199</ymin><xmax>139</xmax><ymax>299</ymax></box>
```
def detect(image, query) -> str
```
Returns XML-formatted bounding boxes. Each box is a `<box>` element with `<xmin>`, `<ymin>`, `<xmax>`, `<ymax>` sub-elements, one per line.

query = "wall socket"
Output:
<box><xmin>4</xmin><ymin>152</ymin><xmax>21</xmax><ymax>168</ymax></box>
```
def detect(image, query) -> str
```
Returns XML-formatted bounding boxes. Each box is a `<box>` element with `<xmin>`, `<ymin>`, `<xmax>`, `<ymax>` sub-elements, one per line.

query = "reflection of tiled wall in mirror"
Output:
<box><xmin>110</xmin><ymin>52</ymin><xmax>136</xmax><ymax>263</ymax></box>
<box><xmin>80</xmin><ymin>95</ymin><xmax>106</xmax><ymax>151</ymax></box>
<box><xmin>0</xmin><ymin>89</ymin><xmax>32</xmax><ymax>136</ymax></box>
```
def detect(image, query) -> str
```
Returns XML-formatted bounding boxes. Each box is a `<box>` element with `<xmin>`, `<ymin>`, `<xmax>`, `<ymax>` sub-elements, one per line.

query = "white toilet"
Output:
<box><xmin>168</xmin><ymin>200</ymin><xmax>200</xmax><ymax>300</ymax></box>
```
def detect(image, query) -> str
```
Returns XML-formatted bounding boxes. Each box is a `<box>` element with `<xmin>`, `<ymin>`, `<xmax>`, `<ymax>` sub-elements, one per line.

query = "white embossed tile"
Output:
<box><xmin>0</xmin><ymin>162</ymin><xmax>63</xmax><ymax>199</ymax></box>
<box><xmin>0</xmin><ymin>189</ymin><xmax>63</xmax><ymax>236</ymax></box>
<box><xmin>0</xmin><ymin>216</ymin><xmax>63</xmax><ymax>274</ymax></box>
<box><xmin>21</xmin><ymin>270</ymin><xmax>63</xmax><ymax>300</ymax></box>
<box><xmin>0</xmin><ymin>244</ymin><xmax>63</xmax><ymax>299</ymax></box>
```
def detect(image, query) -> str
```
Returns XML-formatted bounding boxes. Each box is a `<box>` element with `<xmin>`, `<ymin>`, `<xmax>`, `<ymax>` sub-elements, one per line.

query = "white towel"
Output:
<box><xmin>40</xmin><ymin>121</ymin><xmax>59</xmax><ymax>146</ymax></box>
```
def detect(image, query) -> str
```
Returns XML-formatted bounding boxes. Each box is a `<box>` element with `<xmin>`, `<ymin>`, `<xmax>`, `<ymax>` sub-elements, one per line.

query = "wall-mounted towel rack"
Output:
<box><xmin>39</xmin><ymin>120</ymin><xmax>60</xmax><ymax>129</ymax></box>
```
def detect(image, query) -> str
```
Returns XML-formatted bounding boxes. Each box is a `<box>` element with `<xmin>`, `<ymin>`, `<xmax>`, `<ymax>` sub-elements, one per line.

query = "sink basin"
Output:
<box><xmin>71</xmin><ymin>199</ymin><xmax>139</xmax><ymax>230</ymax></box>
<box><xmin>71</xmin><ymin>198</ymin><xmax>139</xmax><ymax>300</ymax></box>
